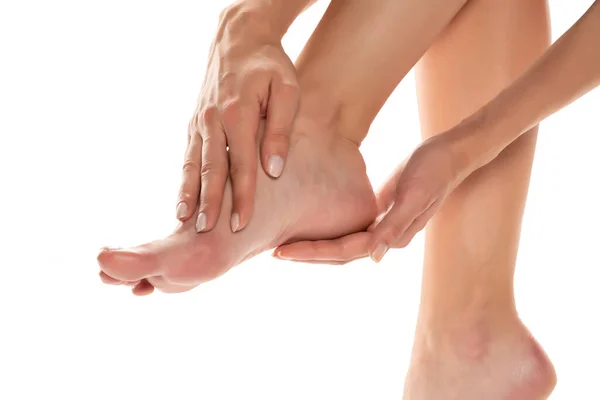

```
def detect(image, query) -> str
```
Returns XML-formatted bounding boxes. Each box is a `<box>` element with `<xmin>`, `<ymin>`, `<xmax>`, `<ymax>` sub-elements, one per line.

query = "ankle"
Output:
<box><xmin>296</xmin><ymin>88</ymin><xmax>371</xmax><ymax>146</ymax></box>
<box><xmin>408</xmin><ymin>314</ymin><xmax>557</xmax><ymax>400</ymax></box>
<box><xmin>414</xmin><ymin>293</ymin><xmax>522</xmax><ymax>360</ymax></box>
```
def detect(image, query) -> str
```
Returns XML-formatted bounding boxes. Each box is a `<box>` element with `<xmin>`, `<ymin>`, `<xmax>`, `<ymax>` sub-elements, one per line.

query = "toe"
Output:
<box><xmin>97</xmin><ymin>246</ymin><xmax>161</xmax><ymax>282</ymax></box>
<box><xmin>131</xmin><ymin>279</ymin><xmax>155</xmax><ymax>296</ymax></box>
<box><xmin>98</xmin><ymin>270</ymin><xmax>122</xmax><ymax>285</ymax></box>
<box><xmin>147</xmin><ymin>276</ymin><xmax>194</xmax><ymax>294</ymax></box>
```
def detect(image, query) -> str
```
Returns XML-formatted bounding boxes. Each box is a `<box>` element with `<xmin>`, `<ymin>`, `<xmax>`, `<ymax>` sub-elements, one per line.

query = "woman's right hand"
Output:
<box><xmin>273</xmin><ymin>131</ymin><xmax>474</xmax><ymax>264</ymax></box>
<box><xmin>177</xmin><ymin>3</ymin><xmax>300</xmax><ymax>234</ymax></box>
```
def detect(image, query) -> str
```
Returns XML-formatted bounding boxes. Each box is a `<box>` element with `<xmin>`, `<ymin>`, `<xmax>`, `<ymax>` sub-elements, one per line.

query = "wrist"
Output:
<box><xmin>442</xmin><ymin>112</ymin><xmax>497</xmax><ymax>183</ymax></box>
<box><xmin>220</xmin><ymin>1</ymin><xmax>290</xmax><ymax>41</ymax></box>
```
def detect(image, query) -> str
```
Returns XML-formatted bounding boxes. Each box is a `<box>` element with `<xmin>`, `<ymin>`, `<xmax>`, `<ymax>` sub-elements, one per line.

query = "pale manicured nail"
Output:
<box><xmin>176</xmin><ymin>202</ymin><xmax>188</xmax><ymax>220</ymax></box>
<box><xmin>267</xmin><ymin>155</ymin><xmax>284</xmax><ymax>178</ymax></box>
<box><xmin>196</xmin><ymin>212</ymin><xmax>207</xmax><ymax>232</ymax></box>
<box><xmin>370</xmin><ymin>242</ymin><xmax>389</xmax><ymax>263</ymax></box>
<box><xmin>272</xmin><ymin>249</ymin><xmax>283</xmax><ymax>258</ymax></box>
<box><xmin>231</xmin><ymin>213</ymin><xmax>240</xmax><ymax>232</ymax></box>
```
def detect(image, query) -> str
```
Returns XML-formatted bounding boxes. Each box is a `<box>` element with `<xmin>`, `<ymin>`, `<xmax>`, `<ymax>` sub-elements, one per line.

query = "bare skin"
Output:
<box><xmin>99</xmin><ymin>114</ymin><xmax>376</xmax><ymax>294</ymax></box>
<box><xmin>100</xmin><ymin>0</ymin><xmax>558</xmax><ymax>397</ymax></box>
<box><xmin>178</xmin><ymin>0</ymin><xmax>317</xmax><ymax>232</ymax></box>
<box><xmin>271</xmin><ymin>0</ymin><xmax>562</xmax><ymax>398</ymax></box>
<box><xmin>98</xmin><ymin>0</ymin><xmax>469</xmax><ymax>293</ymax></box>
<box><xmin>276</xmin><ymin>0</ymin><xmax>600</xmax><ymax>263</ymax></box>
<box><xmin>403</xmin><ymin>0</ymin><xmax>556</xmax><ymax>398</ymax></box>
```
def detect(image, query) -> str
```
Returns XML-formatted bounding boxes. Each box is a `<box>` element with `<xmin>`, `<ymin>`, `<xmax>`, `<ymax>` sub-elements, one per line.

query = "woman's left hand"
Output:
<box><xmin>273</xmin><ymin>133</ymin><xmax>468</xmax><ymax>264</ymax></box>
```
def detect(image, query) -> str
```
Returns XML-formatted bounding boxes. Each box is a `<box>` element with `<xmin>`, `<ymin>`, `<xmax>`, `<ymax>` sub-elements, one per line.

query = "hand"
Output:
<box><xmin>273</xmin><ymin>134</ymin><xmax>466</xmax><ymax>264</ymax></box>
<box><xmin>176</xmin><ymin>4</ymin><xmax>300</xmax><ymax>234</ymax></box>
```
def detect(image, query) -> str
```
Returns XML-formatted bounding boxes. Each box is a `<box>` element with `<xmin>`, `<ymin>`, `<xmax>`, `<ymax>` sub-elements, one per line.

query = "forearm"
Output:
<box><xmin>458</xmin><ymin>1</ymin><xmax>600</xmax><ymax>171</ymax></box>
<box><xmin>222</xmin><ymin>0</ymin><xmax>317</xmax><ymax>40</ymax></box>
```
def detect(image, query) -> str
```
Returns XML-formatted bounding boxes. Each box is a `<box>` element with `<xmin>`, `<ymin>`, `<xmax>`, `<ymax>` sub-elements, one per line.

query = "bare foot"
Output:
<box><xmin>97</xmin><ymin>118</ymin><xmax>377</xmax><ymax>295</ymax></box>
<box><xmin>403</xmin><ymin>314</ymin><xmax>557</xmax><ymax>400</ymax></box>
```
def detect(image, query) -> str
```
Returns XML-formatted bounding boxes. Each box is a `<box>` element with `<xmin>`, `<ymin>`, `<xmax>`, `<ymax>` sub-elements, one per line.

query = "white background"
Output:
<box><xmin>0</xmin><ymin>0</ymin><xmax>598</xmax><ymax>399</ymax></box>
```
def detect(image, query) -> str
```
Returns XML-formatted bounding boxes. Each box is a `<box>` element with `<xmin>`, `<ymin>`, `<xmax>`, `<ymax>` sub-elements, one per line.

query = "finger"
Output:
<box><xmin>367</xmin><ymin>197</ymin><xmax>424</xmax><ymax>263</ymax></box>
<box><xmin>196</xmin><ymin>107</ymin><xmax>228</xmax><ymax>232</ymax></box>
<box><xmin>395</xmin><ymin>201</ymin><xmax>438</xmax><ymax>248</ymax></box>
<box><xmin>375</xmin><ymin>162</ymin><xmax>408</xmax><ymax>214</ymax></box>
<box><xmin>273</xmin><ymin>232</ymin><xmax>372</xmax><ymax>263</ymax></box>
<box><xmin>261</xmin><ymin>78</ymin><xmax>300</xmax><ymax>179</ymax></box>
<box><xmin>176</xmin><ymin>121</ymin><xmax>203</xmax><ymax>222</ymax></box>
<box><xmin>221</xmin><ymin>99</ymin><xmax>260</xmax><ymax>233</ymax></box>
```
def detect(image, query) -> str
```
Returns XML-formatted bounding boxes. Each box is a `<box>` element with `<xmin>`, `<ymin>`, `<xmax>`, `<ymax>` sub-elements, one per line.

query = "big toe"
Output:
<box><xmin>97</xmin><ymin>245</ymin><xmax>161</xmax><ymax>282</ymax></box>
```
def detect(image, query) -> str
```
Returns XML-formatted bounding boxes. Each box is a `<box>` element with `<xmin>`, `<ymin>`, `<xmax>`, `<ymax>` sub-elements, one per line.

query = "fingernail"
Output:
<box><xmin>196</xmin><ymin>212</ymin><xmax>207</xmax><ymax>232</ymax></box>
<box><xmin>231</xmin><ymin>213</ymin><xmax>240</xmax><ymax>232</ymax></box>
<box><xmin>271</xmin><ymin>249</ymin><xmax>283</xmax><ymax>258</ymax></box>
<box><xmin>267</xmin><ymin>155</ymin><xmax>284</xmax><ymax>178</ymax></box>
<box><xmin>176</xmin><ymin>202</ymin><xmax>188</xmax><ymax>220</ymax></box>
<box><xmin>370</xmin><ymin>242</ymin><xmax>389</xmax><ymax>263</ymax></box>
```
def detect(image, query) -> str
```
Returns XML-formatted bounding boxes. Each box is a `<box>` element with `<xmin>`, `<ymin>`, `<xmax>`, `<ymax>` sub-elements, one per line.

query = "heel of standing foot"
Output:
<box><xmin>404</xmin><ymin>317</ymin><xmax>556</xmax><ymax>399</ymax></box>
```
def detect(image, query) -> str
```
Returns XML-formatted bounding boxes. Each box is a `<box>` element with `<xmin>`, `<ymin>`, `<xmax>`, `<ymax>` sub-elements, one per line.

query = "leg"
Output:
<box><xmin>98</xmin><ymin>0</ymin><xmax>471</xmax><ymax>294</ymax></box>
<box><xmin>405</xmin><ymin>0</ymin><xmax>556</xmax><ymax>398</ymax></box>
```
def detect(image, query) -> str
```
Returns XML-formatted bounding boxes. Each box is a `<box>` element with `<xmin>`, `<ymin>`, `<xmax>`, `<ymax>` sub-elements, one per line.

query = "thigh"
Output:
<box><xmin>415</xmin><ymin>0</ymin><xmax>551</xmax><ymax>268</ymax></box>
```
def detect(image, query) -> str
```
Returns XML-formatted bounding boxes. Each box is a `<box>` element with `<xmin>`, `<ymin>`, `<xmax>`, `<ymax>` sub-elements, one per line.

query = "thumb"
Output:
<box><xmin>374</xmin><ymin>160</ymin><xmax>408</xmax><ymax>214</ymax></box>
<box><xmin>367</xmin><ymin>197</ymin><xmax>420</xmax><ymax>263</ymax></box>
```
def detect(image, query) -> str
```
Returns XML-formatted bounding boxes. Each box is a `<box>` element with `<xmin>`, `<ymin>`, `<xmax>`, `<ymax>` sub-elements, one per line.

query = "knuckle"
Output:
<box><xmin>200</xmin><ymin>161</ymin><xmax>227</xmax><ymax>179</ymax></box>
<box><xmin>177</xmin><ymin>191</ymin><xmax>195</xmax><ymax>203</ymax></box>
<box><xmin>336</xmin><ymin>240</ymin><xmax>351</xmax><ymax>255</ymax></box>
<box><xmin>218</xmin><ymin>70</ymin><xmax>238</xmax><ymax>88</ymax></box>
<box><xmin>240</xmin><ymin>70</ymin><xmax>272</xmax><ymax>92</ymax></box>
<box><xmin>198</xmin><ymin>198</ymin><xmax>213</xmax><ymax>211</ymax></box>
<box><xmin>410</xmin><ymin>184</ymin><xmax>432</xmax><ymax>200</ymax></box>
<box><xmin>277</xmin><ymin>80</ymin><xmax>300</xmax><ymax>98</ymax></box>
<box><xmin>399</xmin><ymin>181</ymin><xmax>431</xmax><ymax>205</ymax></box>
<box><xmin>398</xmin><ymin>236</ymin><xmax>411</xmax><ymax>249</ymax></box>
<box><xmin>182</xmin><ymin>159</ymin><xmax>201</xmax><ymax>173</ymax></box>
<box><xmin>188</xmin><ymin>117</ymin><xmax>199</xmax><ymax>135</ymax></box>
<box><xmin>202</xmin><ymin>132</ymin><xmax>226</xmax><ymax>148</ymax></box>
<box><xmin>265</xmin><ymin>127</ymin><xmax>291</xmax><ymax>143</ymax></box>
<box><xmin>249</xmin><ymin>67</ymin><xmax>273</xmax><ymax>82</ymax></box>
<box><xmin>386</xmin><ymin>219</ymin><xmax>406</xmax><ymax>240</ymax></box>
<box><xmin>219</xmin><ymin>99</ymin><xmax>242</xmax><ymax>124</ymax></box>
<box><xmin>306</xmin><ymin>242</ymin><xmax>325</xmax><ymax>258</ymax></box>
<box><xmin>199</xmin><ymin>106</ymin><xmax>219</xmax><ymax>126</ymax></box>
<box><xmin>199</xmin><ymin>195</ymin><xmax>221</xmax><ymax>215</ymax></box>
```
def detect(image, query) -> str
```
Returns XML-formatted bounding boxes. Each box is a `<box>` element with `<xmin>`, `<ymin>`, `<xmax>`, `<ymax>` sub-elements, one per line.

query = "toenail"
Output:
<box><xmin>196</xmin><ymin>212</ymin><xmax>207</xmax><ymax>232</ymax></box>
<box><xmin>267</xmin><ymin>155</ymin><xmax>284</xmax><ymax>178</ymax></box>
<box><xmin>176</xmin><ymin>202</ymin><xmax>188</xmax><ymax>219</ymax></box>
<box><xmin>231</xmin><ymin>213</ymin><xmax>240</xmax><ymax>232</ymax></box>
<box><xmin>370</xmin><ymin>242</ymin><xmax>389</xmax><ymax>263</ymax></box>
<box><xmin>101</xmin><ymin>246</ymin><xmax>120</xmax><ymax>252</ymax></box>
